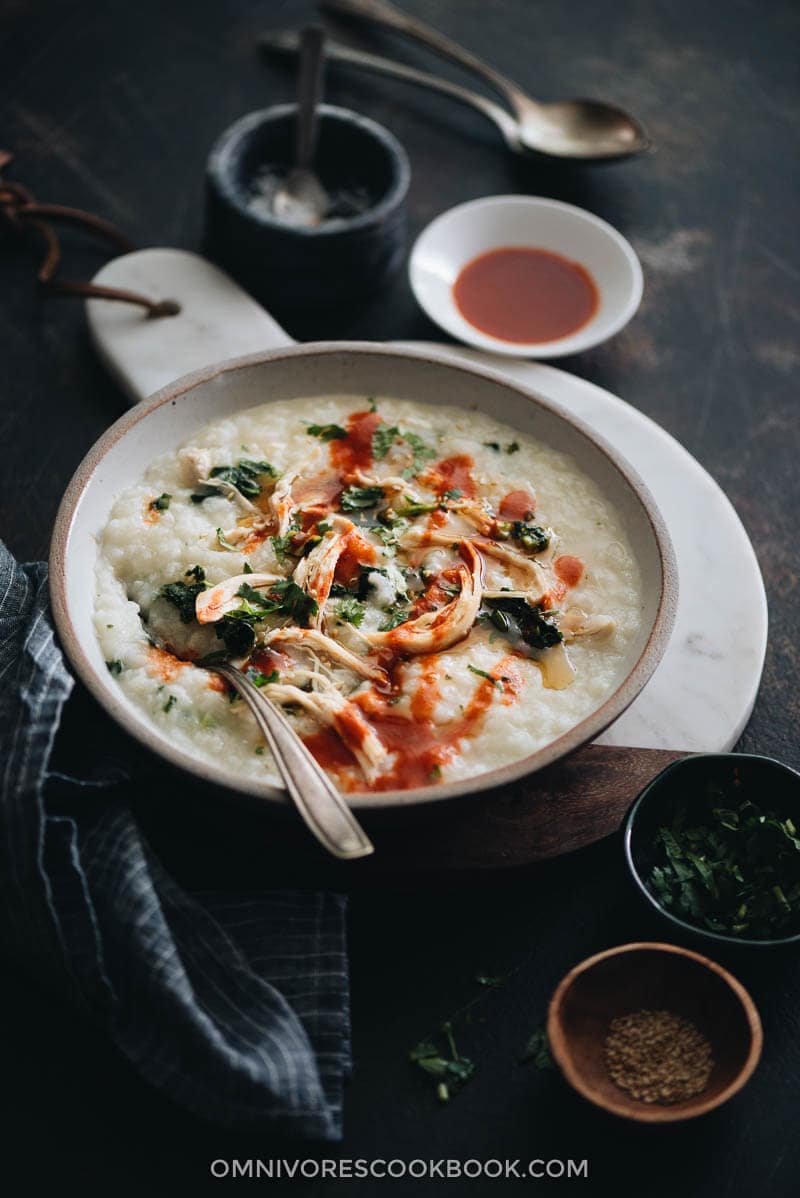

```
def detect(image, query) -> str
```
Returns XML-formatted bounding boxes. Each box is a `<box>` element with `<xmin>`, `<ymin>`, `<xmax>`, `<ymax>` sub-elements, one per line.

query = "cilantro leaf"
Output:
<box><xmin>149</xmin><ymin>493</ymin><xmax>171</xmax><ymax>511</ymax></box>
<box><xmin>336</xmin><ymin>597</ymin><xmax>366</xmax><ymax>627</ymax></box>
<box><xmin>307</xmin><ymin>423</ymin><xmax>347</xmax><ymax>442</ymax></box>
<box><xmin>372</xmin><ymin>423</ymin><xmax>400</xmax><ymax>459</ymax></box>
<box><xmin>341</xmin><ymin>485</ymin><xmax>384</xmax><ymax>511</ymax></box>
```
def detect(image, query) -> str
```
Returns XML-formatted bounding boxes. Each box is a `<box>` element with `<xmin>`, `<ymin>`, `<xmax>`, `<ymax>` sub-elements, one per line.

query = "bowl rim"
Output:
<box><xmin>547</xmin><ymin>940</ymin><xmax>763</xmax><ymax>1123</ymax></box>
<box><xmin>49</xmin><ymin>340</ymin><xmax>677</xmax><ymax>810</ymax></box>
<box><xmin>624</xmin><ymin>752</ymin><xmax>800</xmax><ymax>948</ymax></box>
<box><xmin>206</xmin><ymin>103</ymin><xmax>411</xmax><ymax>237</ymax></box>
<box><xmin>408</xmin><ymin>194</ymin><xmax>644</xmax><ymax>359</ymax></box>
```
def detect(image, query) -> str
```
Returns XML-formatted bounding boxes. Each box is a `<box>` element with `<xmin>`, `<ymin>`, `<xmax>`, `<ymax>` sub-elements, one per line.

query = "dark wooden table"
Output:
<box><xmin>2</xmin><ymin>2</ymin><xmax>799</xmax><ymax>1194</ymax></box>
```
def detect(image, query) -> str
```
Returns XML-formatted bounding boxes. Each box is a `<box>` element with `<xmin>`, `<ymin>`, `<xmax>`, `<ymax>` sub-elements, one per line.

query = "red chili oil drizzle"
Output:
<box><xmin>421</xmin><ymin>454</ymin><xmax>477</xmax><ymax>499</ymax></box>
<box><xmin>499</xmin><ymin>489</ymin><xmax>537</xmax><ymax>520</ymax></box>
<box><xmin>330</xmin><ymin>409</ymin><xmax>382</xmax><ymax>477</ymax></box>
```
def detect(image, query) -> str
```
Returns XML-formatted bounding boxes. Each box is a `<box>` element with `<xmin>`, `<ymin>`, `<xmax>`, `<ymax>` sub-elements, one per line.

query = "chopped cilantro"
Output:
<box><xmin>307</xmin><ymin>423</ymin><xmax>347</xmax><ymax>442</ymax></box>
<box><xmin>505</xmin><ymin>441</ymin><xmax>520</xmax><ymax>454</ymax></box>
<box><xmin>401</xmin><ymin>431</ymin><xmax>436</xmax><ymax>479</ymax></box>
<box><xmin>443</xmin><ymin>488</ymin><xmax>463</xmax><ymax>500</ymax></box>
<box><xmin>483</xmin><ymin>441</ymin><xmax>500</xmax><ymax>452</ymax></box>
<box><xmin>185</xmin><ymin>565</ymin><xmax>205</xmax><ymax>583</ymax></box>
<box><xmin>162</xmin><ymin>694</ymin><xmax>177</xmax><ymax>713</ymax></box>
<box><xmin>242</xmin><ymin>560</ymin><xmax>253</xmax><ymax>574</ymax></box>
<box><xmin>192</xmin><ymin>459</ymin><xmax>278</xmax><ymax>502</ymax></box>
<box><xmin>378</xmin><ymin>606</ymin><xmax>411</xmax><ymax>632</ymax></box>
<box><xmin>336</xmin><ymin>597</ymin><xmax>366</xmax><ymax>627</ymax></box>
<box><xmin>235</xmin><ymin>579</ymin><xmax>318</xmax><ymax>626</ymax></box>
<box><xmin>254</xmin><ymin>745</ymin><xmax>265</xmax><ymax>755</ymax></box>
<box><xmin>340</xmin><ymin>485</ymin><xmax>384</xmax><ymax>511</ymax></box>
<box><xmin>106</xmin><ymin>659</ymin><xmax>123</xmax><ymax>676</ymax></box>
<box><xmin>368</xmin><ymin>398</ymin><xmax>377</xmax><ymax>413</ymax></box>
<box><xmin>372</xmin><ymin>423</ymin><xmax>401</xmax><ymax>459</ymax></box>
<box><xmin>248</xmin><ymin>669</ymin><xmax>279</xmax><ymax>687</ymax></box>
<box><xmin>468</xmin><ymin>664</ymin><xmax>502</xmax><ymax>688</ymax></box>
<box><xmin>149</xmin><ymin>492</ymin><xmax>171</xmax><ymax>511</ymax></box>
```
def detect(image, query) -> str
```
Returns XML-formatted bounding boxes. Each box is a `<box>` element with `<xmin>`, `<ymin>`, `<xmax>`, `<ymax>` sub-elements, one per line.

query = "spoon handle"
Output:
<box><xmin>214</xmin><ymin>663</ymin><xmax>374</xmax><ymax>860</ymax></box>
<box><xmin>295</xmin><ymin>24</ymin><xmax>326</xmax><ymax>169</ymax></box>
<box><xmin>320</xmin><ymin>0</ymin><xmax>529</xmax><ymax>117</ymax></box>
<box><xmin>261</xmin><ymin>30</ymin><xmax>519</xmax><ymax>150</ymax></box>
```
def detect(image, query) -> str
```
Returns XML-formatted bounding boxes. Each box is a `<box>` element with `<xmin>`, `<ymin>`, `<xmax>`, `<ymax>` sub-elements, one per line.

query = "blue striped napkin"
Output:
<box><xmin>0</xmin><ymin>540</ymin><xmax>350</xmax><ymax>1138</ymax></box>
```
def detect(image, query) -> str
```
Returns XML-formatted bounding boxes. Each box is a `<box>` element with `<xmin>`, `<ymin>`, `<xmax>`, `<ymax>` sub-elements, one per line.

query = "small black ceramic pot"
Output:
<box><xmin>206</xmin><ymin>104</ymin><xmax>410</xmax><ymax>309</ymax></box>
<box><xmin>624</xmin><ymin>753</ymin><xmax>800</xmax><ymax>951</ymax></box>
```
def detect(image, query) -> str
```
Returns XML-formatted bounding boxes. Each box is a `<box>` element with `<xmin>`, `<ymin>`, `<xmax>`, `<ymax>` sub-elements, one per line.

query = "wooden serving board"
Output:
<box><xmin>86</xmin><ymin>251</ymin><xmax>767</xmax><ymax>868</ymax></box>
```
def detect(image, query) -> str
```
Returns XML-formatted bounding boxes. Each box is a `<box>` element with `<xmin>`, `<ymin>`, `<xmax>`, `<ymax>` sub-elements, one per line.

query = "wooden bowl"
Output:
<box><xmin>547</xmin><ymin>942</ymin><xmax>762</xmax><ymax>1122</ymax></box>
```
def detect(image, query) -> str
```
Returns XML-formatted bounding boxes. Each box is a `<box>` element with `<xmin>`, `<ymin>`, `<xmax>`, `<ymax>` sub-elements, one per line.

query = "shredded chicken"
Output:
<box><xmin>266</xmin><ymin>682</ymin><xmax>391</xmax><ymax>783</ymax></box>
<box><xmin>402</xmin><ymin>527</ymin><xmax>550</xmax><ymax>605</ymax></box>
<box><xmin>292</xmin><ymin>516</ymin><xmax>356</xmax><ymax>628</ymax></box>
<box><xmin>262</xmin><ymin>627</ymin><xmax>387</xmax><ymax>684</ymax></box>
<box><xmin>560</xmin><ymin>609</ymin><xmax>616</xmax><ymax>640</ymax></box>
<box><xmin>270</xmin><ymin>468</ymin><xmax>301</xmax><ymax>536</ymax></box>
<box><xmin>195</xmin><ymin>572</ymin><xmax>281</xmax><ymax>624</ymax></box>
<box><xmin>366</xmin><ymin>540</ymin><xmax>483</xmax><ymax>655</ymax></box>
<box><xmin>178</xmin><ymin>447</ymin><xmax>213</xmax><ymax>487</ymax></box>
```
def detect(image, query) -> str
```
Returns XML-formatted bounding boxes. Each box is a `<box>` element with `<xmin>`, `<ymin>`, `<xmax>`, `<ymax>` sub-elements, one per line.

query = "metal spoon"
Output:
<box><xmin>316</xmin><ymin>0</ymin><xmax>649</xmax><ymax>160</ymax></box>
<box><xmin>145</xmin><ymin>629</ymin><xmax>373</xmax><ymax>859</ymax></box>
<box><xmin>272</xmin><ymin>25</ymin><xmax>330</xmax><ymax>225</ymax></box>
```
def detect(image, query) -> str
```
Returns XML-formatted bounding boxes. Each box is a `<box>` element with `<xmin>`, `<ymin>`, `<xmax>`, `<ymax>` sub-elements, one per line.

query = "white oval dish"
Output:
<box><xmin>408</xmin><ymin>195</ymin><xmax>644</xmax><ymax>359</ymax></box>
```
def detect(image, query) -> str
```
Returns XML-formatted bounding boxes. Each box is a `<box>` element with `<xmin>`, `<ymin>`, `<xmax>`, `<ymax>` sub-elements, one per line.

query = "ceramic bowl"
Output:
<box><xmin>206</xmin><ymin>104</ymin><xmax>410</xmax><ymax>308</ymax></box>
<box><xmin>52</xmin><ymin>251</ymin><xmax>677</xmax><ymax>810</ymax></box>
<box><xmin>547</xmin><ymin>942</ymin><xmax>763</xmax><ymax>1122</ymax></box>
<box><xmin>409</xmin><ymin>195</ymin><xmax>643</xmax><ymax>358</ymax></box>
<box><xmin>625</xmin><ymin>753</ymin><xmax>800</xmax><ymax>949</ymax></box>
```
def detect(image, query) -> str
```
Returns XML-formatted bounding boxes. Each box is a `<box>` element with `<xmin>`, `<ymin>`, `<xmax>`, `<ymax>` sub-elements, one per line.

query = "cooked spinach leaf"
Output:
<box><xmin>480</xmin><ymin>597</ymin><xmax>563</xmax><ymax>651</ymax></box>
<box><xmin>159</xmin><ymin>572</ymin><xmax>208</xmax><ymax>623</ymax></box>
<box><xmin>192</xmin><ymin>459</ymin><xmax>278</xmax><ymax>502</ymax></box>
<box><xmin>106</xmin><ymin>659</ymin><xmax>123</xmax><ymax>675</ymax></box>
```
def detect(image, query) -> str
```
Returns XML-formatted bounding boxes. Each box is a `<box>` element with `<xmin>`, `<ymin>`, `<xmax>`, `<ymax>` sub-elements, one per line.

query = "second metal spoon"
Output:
<box><xmin>317</xmin><ymin>0</ymin><xmax>649</xmax><ymax>160</ymax></box>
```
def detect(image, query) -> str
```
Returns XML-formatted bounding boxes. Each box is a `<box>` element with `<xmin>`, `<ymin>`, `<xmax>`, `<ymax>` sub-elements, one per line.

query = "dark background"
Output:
<box><xmin>2</xmin><ymin>1</ymin><xmax>798</xmax><ymax>1194</ymax></box>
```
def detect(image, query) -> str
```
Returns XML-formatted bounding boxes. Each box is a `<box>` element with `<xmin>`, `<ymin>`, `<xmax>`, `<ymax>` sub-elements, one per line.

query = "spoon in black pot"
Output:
<box><xmin>272</xmin><ymin>25</ymin><xmax>330</xmax><ymax>225</ymax></box>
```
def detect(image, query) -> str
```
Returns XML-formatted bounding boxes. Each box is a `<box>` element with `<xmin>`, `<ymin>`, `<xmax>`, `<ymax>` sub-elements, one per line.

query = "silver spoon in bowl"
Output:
<box><xmin>271</xmin><ymin>24</ymin><xmax>330</xmax><ymax>225</ymax></box>
<box><xmin>144</xmin><ymin>626</ymin><xmax>374</xmax><ymax>860</ymax></box>
<box><xmin>313</xmin><ymin>0</ymin><xmax>648</xmax><ymax>160</ymax></box>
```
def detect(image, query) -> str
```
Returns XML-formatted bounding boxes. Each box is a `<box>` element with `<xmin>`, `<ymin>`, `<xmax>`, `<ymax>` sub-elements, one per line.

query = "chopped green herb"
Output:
<box><xmin>410</xmin><ymin>1024</ymin><xmax>475</xmax><ymax>1104</ymax></box>
<box><xmin>336</xmin><ymin>597</ymin><xmax>366</xmax><ymax>627</ymax></box>
<box><xmin>254</xmin><ymin>745</ymin><xmax>265</xmax><ymax>755</ymax></box>
<box><xmin>468</xmin><ymin>663</ymin><xmax>502</xmax><ymax>688</ymax></box>
<box><xmin>235</xmin><ymin>579</ymin><xmax>318</xmax><ymax>626</ymax></box>
<box><xmin>215</xmin><ymin>614</ymin><xmax>257</xmax><ymax>658</ymax></box>
<box><xmin>520</xmin><ymin>1026</ymin><xmax>554</xmax><ymax>1069</ymax></box>
<box><xmin>367</xmin><ymin>398</ymin><xmax>377</xmax><ymax>413</ymax></box>
<box><xmin>162</xmin><ymin>694</ymin><xmax>177</xmax><ymax>713</ymax></box>
<box><xmin>505</xmin><ymin>441</ymin><xmax>520</xmax><ymax>454</ymax></box>
<box><xmin>248</xmin><ymin>669</ymin><xmax>279</xmax><ymax>687</ymax></box>
<box><xmin>340</xmin><ymin>485</ymin><xmax>384</xmax><ymax>511</ymax></box>
<box><xmin>149</xmin><ymin>492</ymin><xmax>171</xmax><ymax>511</ymax></box>
<box><xmin>645</xmin><ymin>779</ymin><xmax>800</xmax><ymax>939</ymax></box>
<box><xmin>307</xmin><ymin>422</ymin><xmax>347</xmax><ymax>442</ymax></box>
<box><xmin>317</xmin><ymin>521</ymin><xmax>331</xmax><ymax>534</ymax></box>
<box><xmin>395</xmin><ymin>498</ymin><xmax>439</xmax><ymax>518</ymax></box>
<box><xmin>401</xmin><ymin>431</ymin><xmax>437</xmax><ymax>479</ymax></box>
<box><xmin>159</xmin><ymin>575</ymin><xmax>208</xmax><ymax>623</ymax></box>
<box><xmin>192</xmin><ymin>459</ymin><xmax>278</xmax><ymax>502</ymax></box>
<box><xmin>185</xmin><ymin>565</ymin><xmax>205</xmax><ymax>583</ymax></box>
<box><xmin>513</xmin><ymin>521</ymin><xmax>550</xmax><ymax>553</ymax></box>
<box><xmin>443</xmin><ymin>488</ymin><xmax>463</xmax><ymax>500</ymax></box>
<box><xmin>370</xmin><ymin>521</ymin><xmax>406</xmax><ymax>547</ymax></box>
<box><xmin>428</xmin><ymin>764</ymin><xmax>443</xmax><ymax>781</ymax></box>
<box><xmin>372</xmin><ymin>423</ymin><xmax>401</xmax><ymax>459</ymax></box>
<box><xmin>216</xmin><ymin>527</ymin><xmax>239</xmax><ymax>552</ymax></box>
<box><xmin>483</xmin><ymin>441</ymin><xmax>500</xmax><ymax>452</ymax></box>
<box><xmin>378</xmin><ymin>606</ymin><xmax>411</xmax><ymax>632</ymax></box>
<box><xmin>242</xmin><ymin>560</ymin><xmax>253</xmax><ymax>575</ymax></box>
<box><xmin>480</xmin><ymin>597</ymin><xmax>563</xmax><ymax>651</ymax></box>
<box><xmin>106</xmin><ymin>659</ymin><xmax>123</xmax><ymax>676</ymax></box>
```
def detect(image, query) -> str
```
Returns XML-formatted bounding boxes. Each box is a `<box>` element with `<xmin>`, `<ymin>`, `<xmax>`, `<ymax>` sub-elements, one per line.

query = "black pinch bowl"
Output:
<box><xmin>205</xmin><ymin>104</ymin><xmax>411</xmax><ymax>309</ymax></box>
<box><xmin>624</xmin><ymin>753</ymin><xmax>800</xmax><ymax>950</ymax></box>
